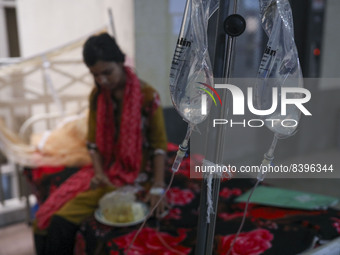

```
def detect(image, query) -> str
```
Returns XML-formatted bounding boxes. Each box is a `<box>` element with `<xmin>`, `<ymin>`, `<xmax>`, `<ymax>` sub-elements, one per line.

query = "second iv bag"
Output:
<box><xmin>169</xmin><ymin>0</ymin><xmax>218</xmax><ymax>125</ymax></box>
<box><xmin>254</xmin><ymin>0</ymin><xmax>304</xmax><ymax>138</ymax></box>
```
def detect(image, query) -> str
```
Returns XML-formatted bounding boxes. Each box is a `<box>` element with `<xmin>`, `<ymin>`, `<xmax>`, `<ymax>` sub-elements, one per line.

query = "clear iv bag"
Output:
<box><xmin>169</xmin><ymin>0</ymin><xmax>218</xmax><ymax>125</ymax></box>
<box><xmin>254</xmin><ymin>0</ymin><xmax>304</xmax><ymax>138</ymax></box>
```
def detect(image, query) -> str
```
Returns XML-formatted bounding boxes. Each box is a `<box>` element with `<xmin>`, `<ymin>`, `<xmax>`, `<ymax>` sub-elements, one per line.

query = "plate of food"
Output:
<box><xmin>95</xmin><ymin>189</ymin><xmax>149</xmax><ymax>227</ymax></box>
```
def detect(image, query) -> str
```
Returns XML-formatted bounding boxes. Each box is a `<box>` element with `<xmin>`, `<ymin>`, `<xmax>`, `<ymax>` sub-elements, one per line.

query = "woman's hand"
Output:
<box><xmin>147</xmin><ymin>153</ymin><xmax>168</xmax><ymax>218</ymax></box>
<box><xmin>144</xmin><ymin>183</ymin><xmax>169</xmax><ymax>218</ymax></box>
<box><xmin>88</xmin><ymin>149</ymin><xmax>113</xmax><ymax>189</ymax></box>
<box><xmin>90</xmin><ymin>172</ymin><xmax>113</xmax><ymax>189</ymax></box>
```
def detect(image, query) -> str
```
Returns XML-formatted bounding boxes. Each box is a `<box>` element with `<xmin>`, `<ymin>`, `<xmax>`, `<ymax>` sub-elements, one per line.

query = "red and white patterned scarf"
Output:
<box><xmin>96</xmin><ymin>66</ymin><xmax>142</xmax><ymax>186</ymax></box>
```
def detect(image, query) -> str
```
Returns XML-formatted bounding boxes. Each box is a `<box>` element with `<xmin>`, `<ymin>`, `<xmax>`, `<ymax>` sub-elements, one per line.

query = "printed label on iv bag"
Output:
<box><xmin>170</xmin><ymin>37</ymin><xmax>192</xmax><ymax>95</ymax></box>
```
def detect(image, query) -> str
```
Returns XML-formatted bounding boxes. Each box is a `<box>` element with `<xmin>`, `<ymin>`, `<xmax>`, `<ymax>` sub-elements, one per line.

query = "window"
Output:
<box><xmin>0</xmin><ymin>0</ymin><xmax>20</xmax><ymax>58</ymax></box>
<box><xmin>5</xmin><ymin>7</ymin><xmax>20</xmax><ymax>57</ymax></box>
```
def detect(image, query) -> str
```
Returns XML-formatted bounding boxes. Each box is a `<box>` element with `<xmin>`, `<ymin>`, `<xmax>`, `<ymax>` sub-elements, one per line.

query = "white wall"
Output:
<box><xmin>105</xmin><ymin>0</ymin><xmax>135</xmax><ymax>65</ymax></box>
<box><xmin>0</xmin><ymin>7</ymin><xmax>9</xmax><ymax>58</ymax></box>
<box><xmin>320</xmin><ymin>0</ymin><xmax>340</xmax><ymax>88</ymax></box>
<box><xmin>16</xmin><ymin>0</ymin><xmax>134</xmax><ymax>60</ymax></box>
<box><xmin>134</xmin><ymin>0</ymin><xmax>174</xmax><ymax>107</ymax></box>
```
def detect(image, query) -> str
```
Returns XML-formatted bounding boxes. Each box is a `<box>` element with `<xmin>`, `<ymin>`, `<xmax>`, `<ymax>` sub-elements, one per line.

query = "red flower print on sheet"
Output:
<box><xmin>177</xmin><ymin>157</ymin><xmax>191</xmax><ymax>178</ymax></box>
<box><xmin>74</xmin><ymin>233</ymin><xmax>86</xmax><ymax>255</ymax></box>
<box><xmin>113</xmin><ymin>227</ymin><xmax>191</xmax><ymax>255</ymax></box>
<box><xmin>219</xmin><ymin>188</ymin><xmax>242</xmax><ymax>199</ymax></box>
<box><xmin>164</xmin><ymin>208</ymin><xmax>182</xmax><ymax>220</ymax></box>
<box><xmin>249</xmin><ymin>207</ymin><xmax>320</xmax><ymax>220</ymax></box>
<box><xmin>218</xmin><ymin>212</ymin><xmax>245</xmax><ymax>221</ymax></box>
<box><xmin>167</xmin><ymin>187</ymin><xmax>195</xmax><ymax>206</ymax></box>
<box><xmin>167</xmin><ymin>143</ymin><xmax>179</xmax><ymax>152</ymax></box>
<box><xmin>332</xmin><ymin>217</ymin><xmax>340</xmax><ymax>234</ymax></box>
<box><xmin>217</xmin><ymin>228</ymin><xmax>273</xmax><ymax>255</ymax></box>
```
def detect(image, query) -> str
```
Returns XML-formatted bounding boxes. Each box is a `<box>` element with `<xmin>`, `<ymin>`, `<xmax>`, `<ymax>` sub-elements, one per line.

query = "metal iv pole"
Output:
<box><xmin>195</xmin><ymin>0</ymin><xmax>246</xmax><ymax>254</ymax></box>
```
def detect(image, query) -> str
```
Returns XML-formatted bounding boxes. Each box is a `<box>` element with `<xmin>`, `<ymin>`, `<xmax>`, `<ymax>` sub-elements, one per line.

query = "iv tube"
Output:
<box><xmin>125</xmin><ymin>172</ymin><xmax>175</xmax><ymax>254</ymax></box>
<box><xmin>125</xmin><ymin>122</ymin><xmax>195</xmax><ymax>251</ymax></box>
<box><xmin>125</xmin><ymin>125</ymin><xmax>195</xmax><ymax>254</ymax></box>
<box><xmin>172</xmin><ymin>123</ymin><xmax>195</xmax><ymax>172</ymax></box>
<box><xmin>226</xmin><ymin>179</ymin><xmax>260</xmax><ymax>255</ymax></box>
<box><xmin>257</xmin><ymin>134</ymin><xmax>278</xmax><ymax>181</ymax></box>
<box><xmin>226</xmin><ymin>135</ymin><xmax>278</xmax><ymax>255</ymax></box>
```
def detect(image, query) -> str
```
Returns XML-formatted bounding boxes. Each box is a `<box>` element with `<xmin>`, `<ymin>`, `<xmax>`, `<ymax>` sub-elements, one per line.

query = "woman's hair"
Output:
<box><xmin>83</xmin><ymin>32</ymin><xmax>125</xmax><ymax>67</ymax></box>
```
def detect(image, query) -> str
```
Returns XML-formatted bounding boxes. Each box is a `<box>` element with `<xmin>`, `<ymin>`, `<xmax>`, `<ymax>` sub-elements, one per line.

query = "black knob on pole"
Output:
<box><xmin>224</xmin><ymin>14</ymin><xmax>246</xmax><ymax>37</ymax></box>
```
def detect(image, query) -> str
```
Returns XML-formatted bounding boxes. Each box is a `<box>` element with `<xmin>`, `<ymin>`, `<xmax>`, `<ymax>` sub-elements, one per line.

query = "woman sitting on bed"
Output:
<box><xmin>33</xmin><ymin>32</ymin><xmax>168</xmax><ymax>255</ymax></box>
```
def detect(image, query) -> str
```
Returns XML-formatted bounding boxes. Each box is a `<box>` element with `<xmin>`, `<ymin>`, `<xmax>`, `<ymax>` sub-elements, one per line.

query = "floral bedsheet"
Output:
<box><xmin>74</xmin><ymin>159</ymin><xmax>340</xmax><ymax>255</ymax></box>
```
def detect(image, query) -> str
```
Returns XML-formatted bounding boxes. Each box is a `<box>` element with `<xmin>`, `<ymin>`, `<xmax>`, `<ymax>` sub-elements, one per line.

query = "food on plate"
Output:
<box><xmin>102</xmin><ymin>202</ymin><xmax>145</xmax><ymax>223</ymax></box>
<box><xmin>99</xmin><ymin>190</ymin><xmax>146</xmax><ymax>224</ymax></box>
